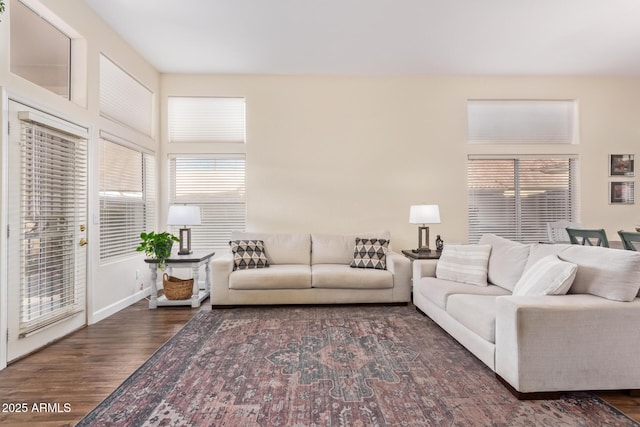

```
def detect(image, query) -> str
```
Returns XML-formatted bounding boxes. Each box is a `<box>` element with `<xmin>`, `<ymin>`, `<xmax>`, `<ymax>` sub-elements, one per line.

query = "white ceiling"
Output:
<box><xmin>84</xmin><ymin>0</ymin><xmax>640</xmax><ymax>76</ymax></box>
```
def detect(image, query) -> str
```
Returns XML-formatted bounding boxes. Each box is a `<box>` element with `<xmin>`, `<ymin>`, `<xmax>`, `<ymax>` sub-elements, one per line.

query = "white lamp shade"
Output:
<box><xmin>409</xmin><ymin>204</ymin><xmax>441</xmax><ymax>224</ymax></box>
<box><xmin>167</xmin><ymin>205</ymin><xmax>201</xmax><ymax>226</ymax></box>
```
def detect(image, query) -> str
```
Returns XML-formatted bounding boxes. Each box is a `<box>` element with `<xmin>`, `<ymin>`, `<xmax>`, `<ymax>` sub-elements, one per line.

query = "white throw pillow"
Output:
<box><xmin>436</xmin><ymin>244</ymin><xmax>492</xmax><ymax>287</ymax></box>
<box><xmin>512</xmin><ymin>255</ymin><xmax>577</xmax><ymax>296</ymax></box>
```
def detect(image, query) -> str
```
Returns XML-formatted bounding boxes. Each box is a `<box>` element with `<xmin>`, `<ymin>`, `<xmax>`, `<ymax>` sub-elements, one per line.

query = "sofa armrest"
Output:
<box><xmin>412</xmin><ymin>259</ymin><xmax>438</xmax><ymax>281</ymax></box>
<box><xmin>210</xmin><ymin>252</ymin><xmax>234</xmax><ymax>300</ymax></box>
<box><xmin>495</xmin><ymin>294</ymin><xmax>640</xmax><ymax>393</ymax></box>
<box><xmin>386</xmin><ymin>251</ymin><xmax>412</xmax><ymax>302</ymax></box>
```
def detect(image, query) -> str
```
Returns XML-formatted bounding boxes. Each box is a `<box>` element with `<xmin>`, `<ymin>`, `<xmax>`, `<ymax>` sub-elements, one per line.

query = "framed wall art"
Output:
<box><xmin>609</xmin><ymin>181</ymin><xmax>635</xmax><ymax>204</ymax></box>
<box><xmin>609</xmin><ymin>154</ymin><xmax>635</xmax><ymax>177</ymax></box>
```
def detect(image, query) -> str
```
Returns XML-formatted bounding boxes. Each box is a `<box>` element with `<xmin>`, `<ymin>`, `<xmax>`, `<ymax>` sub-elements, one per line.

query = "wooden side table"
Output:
<box><xmin>145</xmin><ymin>251</ymin><xmax>215</xmax><ymax>309</ymax></box>
<box><xmin>401</xmin><ymin>250</ymin><xmax>442</xmax><ymax>261</ymax></box>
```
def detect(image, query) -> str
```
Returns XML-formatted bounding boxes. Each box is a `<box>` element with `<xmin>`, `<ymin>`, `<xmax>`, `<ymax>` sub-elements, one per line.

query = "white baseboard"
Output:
<box><xmin>90</xmin><ymin>288</ymin><xmax>151</xmax><ymax>325</ymax></box>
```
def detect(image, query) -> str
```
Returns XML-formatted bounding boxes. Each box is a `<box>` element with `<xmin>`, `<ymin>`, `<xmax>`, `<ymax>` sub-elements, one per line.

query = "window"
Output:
<box><xmin>168</xmin><ymin>97</ymin><xmax>246</xmax><ymax>143</ymax></box>
<box><xmin>99</xmin><ymin>54</ymin><xmax>154</xmax><ymax>137</ymax></box>
<box><xmin>10</xmin><ymin>0</ymin><xmax>71</xmax><ymax>99</ymax></box>
<box><xmin>168</xmin><ymin>155</ymin><xmax>246</xmax><ymax>250</ymax></box>
<box><xmin>99</xmin><ymin>134</ymin><xmax>156</xmax><ymax>262</ymax></box>
<box><xmin>468</xmin><ymin>156</ymin><xmax>579</xmax><ymax>243</ymax></box>
<box><xmin>467</xmin><ymin>100</ymin><xmax>577</xmax><ymax>144</ymax></box>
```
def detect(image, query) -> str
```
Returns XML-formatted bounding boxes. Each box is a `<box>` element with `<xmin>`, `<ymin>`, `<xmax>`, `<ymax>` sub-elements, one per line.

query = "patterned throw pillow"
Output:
<box><xmin>229</xmin><ymin>240</ymin><xmax>269</xmax><ymax>270</ymax></box>
<box><xmin>350</xmin><ymin>238</ymin><xmax>389</xmax><ymax>270</ymax></box>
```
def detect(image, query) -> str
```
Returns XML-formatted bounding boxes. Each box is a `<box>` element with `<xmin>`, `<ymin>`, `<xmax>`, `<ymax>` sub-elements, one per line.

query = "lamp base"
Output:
<box><xmin>178</xmin><ymin>228</ymin><xmax>192</xmax><ymax>255</ymax></box>
<box><xmin>416</xmin><ymin>225</ymin><xmax>431</xmax><ymax>252</ymax></box>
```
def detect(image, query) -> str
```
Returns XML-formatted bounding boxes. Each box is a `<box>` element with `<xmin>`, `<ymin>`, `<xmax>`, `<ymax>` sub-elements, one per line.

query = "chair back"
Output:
<box><xmin>618</xmin><ymin>230</ymin><xmax>640</xmax><ymax>251</ymax></box>
<box><xmin>566</xmin><ymin>228</ymin><xmax>609</xmax><ymax>247</ymax></box>
<box><xmin>546</xmin><ymin>220</ymin><xmax>583</xmax><ymax>243</ymax></box>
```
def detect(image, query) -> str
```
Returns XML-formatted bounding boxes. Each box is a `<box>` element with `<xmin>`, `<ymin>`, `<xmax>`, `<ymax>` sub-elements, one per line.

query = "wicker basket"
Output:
<box><xmin>162</xmin><ymin>273</ymin><xmax>194</xmax><ymax>300</ymax></box>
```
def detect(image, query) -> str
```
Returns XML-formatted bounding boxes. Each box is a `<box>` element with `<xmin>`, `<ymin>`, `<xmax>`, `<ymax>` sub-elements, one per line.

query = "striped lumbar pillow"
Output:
<box><xmin>513</xmin><ymin>255</ymin><xmax>577</xmax><ymax>296</ymax></box>
<box><xmin>435</xmin><ymin>244</ymin><xmax>492</xmax><ymax>286</ymax></box>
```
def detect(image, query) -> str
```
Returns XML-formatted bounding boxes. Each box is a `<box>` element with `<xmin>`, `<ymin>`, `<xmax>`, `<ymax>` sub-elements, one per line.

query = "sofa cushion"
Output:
<box><xmin>311</xmin><ymin>231</ymin><xmax>391</xmax><ymax>265</ymax></box>
<box><xmin>415</xmin><ymin>277</ymin><xmax>511</xmax><ymax>310</ymax></box>
<box><xmin>524</xmin><ymin>243</ymin><xmax>572</xmax><ymax>272</ymax></box>
<box><xmin>229</xmin><ymin>265</ymin><xmax>312</xmax><ymax>290</ymax></box>
<box><xmin>561</xmin><ymin>246</ymin><xmax>640</xmax><ymax>302</ymax></box>
<box><xmin>229</xmin><ymin>240</ymin><xmax>269</xmax><ymax>270</ymax></box>
<box><xmin>513</xmin><ymin>255</ymin><xmax>577</xmax><ymax>296</ymax></box>
<box><xmin>447</xmin><ymin>294</ymin><xmax>498</xmax><ymax>343</ymax></box>
<box><xmin>350</xmin><ymin>238</ymin><xmax>389</xmax><ymax>270</ymax></box>
<box><xmin>231</xmin><ymin>232</ymin><xmax>311</xmax><ymax>265</ymax></box>
<box><xmin>312</xmin><ymin>264</ymin><xmax>393</xmax><ymax>289</ymax></box>
<box><xmin>435</xmin><ymin>244</ymin><xmax>492</xmax><ymax>286</ymax></box>
<box><xmin>478</xmin><ymin>234</ymin><xmax>530</xmax><ymax>291</ymax></box>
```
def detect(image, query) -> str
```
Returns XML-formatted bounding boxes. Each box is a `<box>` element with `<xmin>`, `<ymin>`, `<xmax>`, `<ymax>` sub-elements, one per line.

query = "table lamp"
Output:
<box><xmin>167</xmin><ymin>205</ymin><xmax>201</xmax><ymax>255</ymax></box>
<box><xmin>409</xmin><ymin>204</ymin><xmax>440</xmax><ymax>252</ymax></box>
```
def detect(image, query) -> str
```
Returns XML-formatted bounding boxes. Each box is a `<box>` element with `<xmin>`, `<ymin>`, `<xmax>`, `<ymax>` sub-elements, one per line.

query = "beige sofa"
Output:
<box><xmin>210</xmin><ymin>231</ymin><xmax>411</xmax><ymax>306</ymax></box>
<box><xmin>413</xmin><ymin>233</ymin><xmax>640</xmax><ymax>398</ymax></box>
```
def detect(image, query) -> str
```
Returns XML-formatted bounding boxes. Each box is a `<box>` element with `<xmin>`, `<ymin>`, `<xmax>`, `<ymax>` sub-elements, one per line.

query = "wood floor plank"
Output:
<box><xmin>0</xmin><ymin>299</ymin><xmax>638</xmax><ymax>425</ymax></box>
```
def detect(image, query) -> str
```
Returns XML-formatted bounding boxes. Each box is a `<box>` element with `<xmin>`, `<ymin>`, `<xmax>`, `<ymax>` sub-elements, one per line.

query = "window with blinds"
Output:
<box><xmin>168</xmin><ymin>97</ymin><xmax>246</xmax><ymax>143</ymax></box>
<box><xmin>467</xmin><ymin>100</ymin><xmax>577</xmax><ymax>144</ymax></box>
<box><xmin>168</xmin><ymin>155</ymin><xmax>246</xmax><ymax>250</ymax></box>
<box><xmin>99</xmin><ymin>54</ymin><xmax>154</xmax><ymax>137</ymax></box>
<box><xmin>99</xmin><ymin>135</ymin><xmax>156</xmax><ymax>262</ymax></box>
<box><xmin>18</xmin><ymin>118</ymin><xmax>87</xmax><ymax>335</ymax></box>
<box><xmin>468</xmin><ymin>156</ymin><xmax>579</xmax><ymax>243</ymax></box>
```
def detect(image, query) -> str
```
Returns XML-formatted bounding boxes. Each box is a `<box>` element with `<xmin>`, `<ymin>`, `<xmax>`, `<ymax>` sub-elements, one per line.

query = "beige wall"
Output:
<box><xmin>162</xmin><ymin>74</ymin><xmax>640</xmax><ymax>250</ymax></box>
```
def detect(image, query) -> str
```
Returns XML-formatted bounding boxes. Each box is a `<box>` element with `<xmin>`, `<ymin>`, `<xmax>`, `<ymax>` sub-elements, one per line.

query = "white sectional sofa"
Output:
<box><xmin>413</xmin><ymin>233</ymin><xmax>640</xmax><ymax>398</ymax></box>
<box><xmin>210</xmin><ymin>231</ymin><xmax>411</xmax><ymax>306</ymax></box>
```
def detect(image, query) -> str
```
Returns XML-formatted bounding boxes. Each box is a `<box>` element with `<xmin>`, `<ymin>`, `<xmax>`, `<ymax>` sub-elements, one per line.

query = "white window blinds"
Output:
<box><xmin>99</xmin><ymin>135</ymin><xmax>156</xmax><ymax>262</ymax></box>
<box><xmin>18</xmin><ymin>120</ymin><xmax>87</xmax><ymax>335</ymax></box>
<box><xmin>467</xmin><ymin>100</ymin><xmax>577</xmax><ymax>144</ymax></box>
<box><xmin>99</xmin><ymin>54</ymin><xmax>154</xmax><ymax>137</ymax></box>
<box><xmin>168</xmin><ymin>155</ymin><xmax>246</xmax><ymax>250</ymax></box>
<box><xmin>168</xmin><ymin>97</ymin><xmax>246</xmax><ymax>143</ymax></box>
<box><xmin>468</xmin><ymin>156</ymin><xmax>579</xmax><ymax>243</ymax></box>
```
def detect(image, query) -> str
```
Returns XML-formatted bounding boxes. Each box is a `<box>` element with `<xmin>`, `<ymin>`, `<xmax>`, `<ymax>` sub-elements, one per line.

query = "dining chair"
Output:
<box><xmin>617</xmin><ymin>230</ymin><xmax>640</xmax><ymax>251</ymax></box>
<box><xmin>566</xmin><ymin>228</ymin><xmax>609</xmax><ymax>247</ymax></box>
<box><xmin>546</xmin><ymin>220</ymin><xmax>583</xmax><ymax>243</ymax></box>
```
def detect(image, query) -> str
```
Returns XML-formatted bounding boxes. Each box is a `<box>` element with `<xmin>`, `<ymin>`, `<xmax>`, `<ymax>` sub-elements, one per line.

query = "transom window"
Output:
<box><xmin>10</xmin><ymin>0</ymin><xmax>71</xmax><ymax>99</ymax></box>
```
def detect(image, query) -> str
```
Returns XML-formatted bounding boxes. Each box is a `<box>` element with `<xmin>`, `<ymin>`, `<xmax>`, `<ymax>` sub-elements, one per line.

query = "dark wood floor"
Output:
<box><xmin>0</xmin><ymin>299</ymin><xmax>638</xmax><ymax>426</ymax></box>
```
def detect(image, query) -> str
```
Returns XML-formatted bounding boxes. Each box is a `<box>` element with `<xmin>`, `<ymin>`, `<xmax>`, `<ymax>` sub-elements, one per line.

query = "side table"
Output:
<box><xmin>145</xmin><ymin>251</ymin><xmax>215</xmax><ymax>309</ymax></box>
<box><xmin>401</xmin><ymin>249</ymin><xmax>442</xmax><ymax>261</ymax></box>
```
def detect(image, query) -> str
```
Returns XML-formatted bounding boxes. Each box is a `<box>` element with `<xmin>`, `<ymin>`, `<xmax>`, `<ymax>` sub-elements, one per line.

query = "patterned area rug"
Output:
<box><xmin>77</xmin><ymin>305</ymin><xmax>638</xmax><ymax>426</ymax></box>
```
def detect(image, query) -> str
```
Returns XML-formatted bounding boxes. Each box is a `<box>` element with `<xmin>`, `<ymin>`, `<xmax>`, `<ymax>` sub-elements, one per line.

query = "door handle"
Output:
<box><xmin>79</xmin><ymin>238</ymin><xmax>88</xmax><ymax>247</ymax></box>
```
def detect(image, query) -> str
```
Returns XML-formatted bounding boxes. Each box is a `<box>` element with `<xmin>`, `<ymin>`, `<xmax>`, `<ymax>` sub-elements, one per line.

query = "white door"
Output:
<box><xmin>6</xmin><ymin>101</ymin><xmax>88</xmax><ymax>362</ymax></box>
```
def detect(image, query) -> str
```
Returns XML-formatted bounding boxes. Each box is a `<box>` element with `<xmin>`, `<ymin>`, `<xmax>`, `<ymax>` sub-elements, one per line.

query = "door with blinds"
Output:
<box><xmin>6</xmin><ymin>101</ymin><xmax>88</xmax><ymax>362</ymax></box>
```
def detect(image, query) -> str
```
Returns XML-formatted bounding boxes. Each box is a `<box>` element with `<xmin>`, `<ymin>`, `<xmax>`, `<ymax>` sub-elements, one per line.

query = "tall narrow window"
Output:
<box><xmin>467</xmin><ymin>100</ymin><xmax>577</xmax><ymax>144</ymax></box>
<box><xmin>468</xmin><ymin>156</ymin><xmax>579</xmax><ymax>243</ymax></box>
<box><xmin>99</xmin><ymin>134</ymin><xmax>156</xmax><ymax>262</ymax></box>
<box><xmin>99</xmin><ymin>54</ymin><xmax>154</xmax><ymax>137</ymax></box>
<box><xmin>168</xmin><ymin>155</ymin><xmax>246</xmax><ymax>250</ymax></box>
<box><xmin>168</xmin><ymin>97</ymin><xmax>246</xmax><ymax>143</ymax></box>
<box><xmin>10</xmin><ymin>0</ymin><xmax>71</xmax><ymax>99</ymax></box>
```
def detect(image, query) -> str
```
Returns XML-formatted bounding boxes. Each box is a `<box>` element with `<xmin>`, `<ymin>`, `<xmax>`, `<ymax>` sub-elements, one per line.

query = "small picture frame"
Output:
<box><xmin>609</xmin><ymin>181</ymin><xmax>635</xmax><ymax>204</ymax></box>
<box><xmin>609</xmin><ymin>154</ymin><xmax>635</xmax><ymax>176</ymax></box>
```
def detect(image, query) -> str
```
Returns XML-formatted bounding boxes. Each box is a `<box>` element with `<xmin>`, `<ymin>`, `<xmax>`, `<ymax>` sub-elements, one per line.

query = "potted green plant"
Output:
<box><xmin>136</xmin><ymin>231</ymin><xmax>179</xmax><ymax>270</ymax></box>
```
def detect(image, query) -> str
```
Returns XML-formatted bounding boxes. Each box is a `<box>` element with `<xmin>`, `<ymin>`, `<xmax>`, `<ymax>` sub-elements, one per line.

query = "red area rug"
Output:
<box><xmin>77</xmin><ymin>305</ymin><xmax>638</xmax><ymax>426</ymax></box>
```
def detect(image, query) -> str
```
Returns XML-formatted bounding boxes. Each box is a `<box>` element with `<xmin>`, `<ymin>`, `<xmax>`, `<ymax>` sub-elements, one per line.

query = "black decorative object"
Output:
<box><xmin>435</xmin><ymin>235</ymin><xmax>444</xmax><ymax>252</ymax></box>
